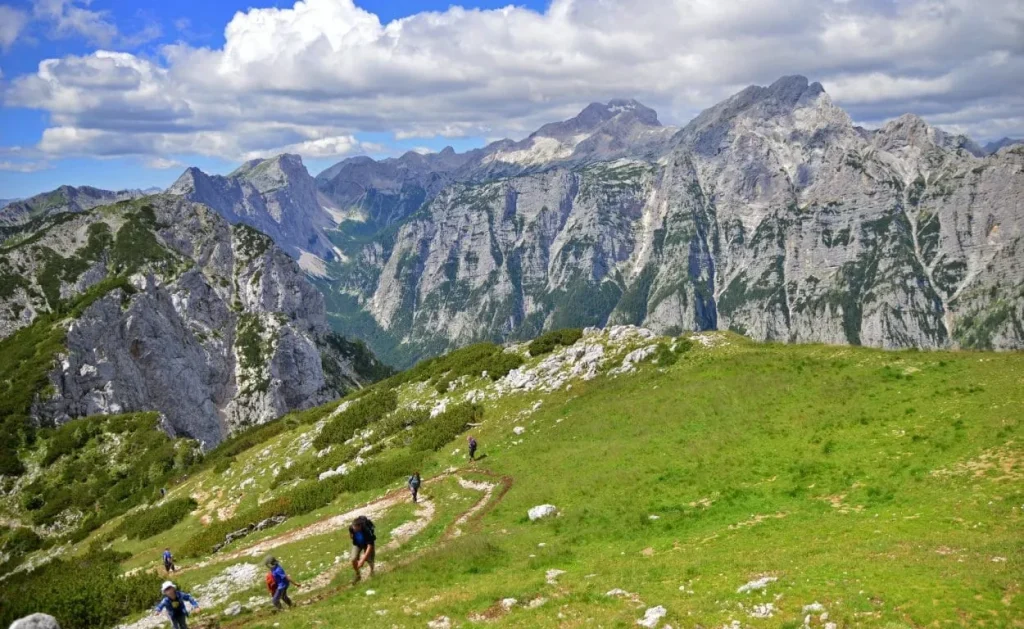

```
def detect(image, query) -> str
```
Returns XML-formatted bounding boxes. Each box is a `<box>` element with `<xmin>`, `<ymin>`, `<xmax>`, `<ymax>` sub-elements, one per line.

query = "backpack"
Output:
<box><xmin>265</xmin><ymin>571</ymin><xmax>276</xmax><ymax>595</ymax></box>
<box><xmin>354</xmin><ymin>515</ymin><xmax>376</xmax><ymax>543</ymax></box>
<box><xmin>469</xmin><ymin>437</ymin><xmax>477</xmax><ymax>449</ymax></box>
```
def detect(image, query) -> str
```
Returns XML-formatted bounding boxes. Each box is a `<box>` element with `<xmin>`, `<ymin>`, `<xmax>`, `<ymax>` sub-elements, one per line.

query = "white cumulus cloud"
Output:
<box><xmin>4</xmin><ymin>0</ymin><xmax>1023</xmax><ymax>163</ymax></box>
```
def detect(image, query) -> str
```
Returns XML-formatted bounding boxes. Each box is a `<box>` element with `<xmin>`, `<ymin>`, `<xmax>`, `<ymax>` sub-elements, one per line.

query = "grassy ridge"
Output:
<box><xmin>259</xmin><ymin>339</ymin><xmax>1022</xmax><ymax>628</ymax></box>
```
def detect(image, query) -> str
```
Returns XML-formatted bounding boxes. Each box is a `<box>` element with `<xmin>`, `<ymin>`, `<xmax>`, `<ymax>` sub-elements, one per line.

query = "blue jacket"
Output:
<box><xmin>156</xmin><ymin>592</ymin><xmax>198</xmax><ymax>618</ymax></box>
<box><xmin>271</xmin><ymin>564</ymin><xmax>290</xmax><ymax>588</ymax></box>
<box><xmin>163</xmin><ymin>551</ymin><xmax>173</xmax><ymax>563</ymax></box>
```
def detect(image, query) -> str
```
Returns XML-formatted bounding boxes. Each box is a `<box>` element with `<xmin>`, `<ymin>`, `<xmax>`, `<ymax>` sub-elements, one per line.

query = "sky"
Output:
<box><xmin>0</xmin><ymin>0</ymin><xmax>1022</xmax><ymax>200</ymax></box>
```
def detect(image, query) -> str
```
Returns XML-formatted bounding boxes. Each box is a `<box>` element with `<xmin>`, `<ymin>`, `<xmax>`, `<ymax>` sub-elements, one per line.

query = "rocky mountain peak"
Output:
<box><xmin>873</xmin><ymin>114</ymin><xmax>984</xmax><ymax>156</ymax></box>
<box><xmin>532</xmin><ymin>98</ymin><xmax>662</xmax><ymax>141</ymax></box>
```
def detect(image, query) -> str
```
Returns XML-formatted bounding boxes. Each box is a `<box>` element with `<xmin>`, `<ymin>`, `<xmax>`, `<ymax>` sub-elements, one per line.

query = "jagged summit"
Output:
<box><xmin>167</xmin><ymin>154</ymin><xmax>337</xmax><ymax>262</ymax></box>
<box><xmin>874</xmin><ymin>113</ymin><xmax>986</xmax><ymax>156</ymax></box>
<box><xmin>531</xmin><ymin>98</ymin><xmax>662</xmax><ymax>141</ymax></box>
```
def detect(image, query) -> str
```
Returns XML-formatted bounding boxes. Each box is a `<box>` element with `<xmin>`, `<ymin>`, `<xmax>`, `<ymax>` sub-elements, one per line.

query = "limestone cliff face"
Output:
<box><xmin>320</xmin><ymin>77</ymin><xmax>1023</xmax><ymax>366</ymax></box>
<box><xmin>167</xmin><ymin>154</ymin><xmax>340</xmax><ymax>268</ymax></box>
<box><xmin>0</xmin><ymin>196</ymin><xmax>387</xmax><ymax>446</ymax></box>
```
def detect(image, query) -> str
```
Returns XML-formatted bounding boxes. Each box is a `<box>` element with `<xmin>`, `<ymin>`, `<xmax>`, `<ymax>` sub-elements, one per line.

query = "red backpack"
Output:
<box><xmin>265</xmin><ymin>571</ymin><xmax>276</xmax><ymax>595</ymax></box>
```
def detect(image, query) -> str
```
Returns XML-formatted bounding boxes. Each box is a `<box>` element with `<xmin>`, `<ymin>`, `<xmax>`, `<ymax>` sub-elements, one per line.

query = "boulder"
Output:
<box><xmin>528</xmin><ymin>504</ymin><xmax>558</xmax><ymax>521</ymax></box>
<box><xmin>10</xmin><ymin>614</ymin><xmax>61</xmax><ymax>629</ymax></box>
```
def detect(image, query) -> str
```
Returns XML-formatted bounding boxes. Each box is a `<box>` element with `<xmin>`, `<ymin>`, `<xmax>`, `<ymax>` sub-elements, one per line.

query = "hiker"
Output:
<box><xmin>468</xmin><ymin>435</ymin><xmax>478</xmax><ymax>461</ymax></box>
<box><xmin>349</xmin><ymin>515</ymin><xmax>376</xmax><ymax>583</ymax></box>
<box><xmin>153</xmin><ymin>581</ymin><xmax>199</xmax><ymax>629</ymax></box>
<box><xmin>160</xmin><ymin>487</ymin><xmax>166</xmax><ymax>498</ymax></box>
<box><xmin>162</xmin><ymin>548</ymin><xmax>176</xmax><ymax>573</ymax></box>
<box><xmin>265</xmin><ymin>556</ymin><xmax>300</xmax><ymax>610</ymax></box>
<box><xmin>408</xmin><ymin>472</ymin><xmax>422</xmax><ymax>503</ymax></box>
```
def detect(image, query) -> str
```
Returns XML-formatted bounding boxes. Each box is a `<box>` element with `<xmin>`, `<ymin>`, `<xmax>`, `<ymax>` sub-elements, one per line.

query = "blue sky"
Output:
<box><xmin>1</xmin><ymin>0</ymin><xmax>1022</xmax><ymax>200</ymax></box>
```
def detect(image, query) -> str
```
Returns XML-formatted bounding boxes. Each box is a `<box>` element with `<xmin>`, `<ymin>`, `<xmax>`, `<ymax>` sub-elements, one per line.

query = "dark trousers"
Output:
<box><xmin>272</xmin><ymin>585</ymin><xmax>293</xmax><ymax>609</ymax></box>
<box><xmin>411</xmin><ymin>486</ymin><xmax>419</xmax><ymax>502</ymax></box>
<box><xmin>170</xmin><ymin>614</ymin><xmax>188</xmax><ymax>629</ymax></box>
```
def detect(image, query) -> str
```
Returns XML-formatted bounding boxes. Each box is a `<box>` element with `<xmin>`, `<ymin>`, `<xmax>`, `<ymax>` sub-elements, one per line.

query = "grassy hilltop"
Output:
<box><xmin>1</xmin><ymin>328</ymin><xmax>1021</xmax><ymax>628</ymax></box>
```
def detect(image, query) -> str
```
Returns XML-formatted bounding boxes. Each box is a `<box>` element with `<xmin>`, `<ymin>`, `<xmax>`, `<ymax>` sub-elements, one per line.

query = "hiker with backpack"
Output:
<box><xmin>408</xmin><ymin>472</ymin><xmax>422</xmax><ymax>503</ymax></box>
<box><xmin>349</xmin><ymin>515</ymin><xmax>376</xmax><ymax>583</ymax></box>
<box><xmin>153</xmin><ymin>581</ymin><xmax>199</xmax><ymax>629</ymax></box>
<box><xmin>162</xmin><ymin>548</ymin><xmax>176</xmax><ymax>573</ymax></box>
<box><xmin>265</xmin><ymin>556</ymin><xmax>301</xmax><ymax>610</ymax></box>
<box><xmin>468</xmin><ymin>435</ymin><xmax>478</xmax><ymax>461</ymax></box>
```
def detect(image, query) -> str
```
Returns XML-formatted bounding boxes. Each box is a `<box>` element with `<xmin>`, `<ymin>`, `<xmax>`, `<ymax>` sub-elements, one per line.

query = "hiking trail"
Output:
<box><xmin>118</xmin><ymin>469</ymin><xmax>511</xmax><ymax>629</ymax></box>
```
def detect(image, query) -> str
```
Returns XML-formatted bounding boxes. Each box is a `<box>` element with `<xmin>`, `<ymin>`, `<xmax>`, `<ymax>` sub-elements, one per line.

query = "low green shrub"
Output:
<box><xmin>377</xmin><ymin>408</ymin><xmax>430</xmax><ymax>442</ymax></box>
<box><xmin>411</xmin><ymin>403</ymin><xmax>483</xmax><ymax>452</ymax></box>
<box><xmin>0</xmin><ymin>549</ymin><xmax>161</xmax><ymax>629</ymax></box>
<box><xmin>380</xmin><ymin>342</ymin><xmax>524</xmax><ymax>391</ymax></box>
<box><xmin>528</xmin><ymin>328</ymin><xmax>583</xmax><ymax>356</ymax></box>
<box><xmin>0</xmin><ymin>526</ymin><xmax>42</xmax><ymax>564</ymax></box>
<box><xmin>313</xmin><ymin>389</ymin><xmax>398</xmax><ymax>450</ymax></box>
<box><xmin>21</xmin><ymin>413</ymin><xmax>198</xmax><ymax>530</ymax></box>
<box><xmin>114</xmin><ymin>497</ymin><xmax>198</xmax><ymax>540</ymax></box>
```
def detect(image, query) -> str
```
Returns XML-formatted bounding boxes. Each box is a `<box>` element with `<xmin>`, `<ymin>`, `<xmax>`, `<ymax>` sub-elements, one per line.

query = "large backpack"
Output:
<box><xmin>265</xmin><ymin>571</ymin><xmax>276</xmax><ymax>594</ymax></box>
<box><xmin>354</xmin><ymin>515</ymin><xmax>376</xmax><ymax>543</ymax></box>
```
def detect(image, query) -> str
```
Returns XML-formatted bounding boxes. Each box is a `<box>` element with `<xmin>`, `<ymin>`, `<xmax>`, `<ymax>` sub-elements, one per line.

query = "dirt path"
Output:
<box><xmin>202</xmin><ymin>469</ymin><xmax>513</xmax><ymax>629</ymax></box>
<box><xmin>122</xmin><ymin>469</ymin><xmax>510</xmax><ymax>629</ymax></box>
<box><xmin>188</xmin><ymin>472</ymin><xmax>452</xmax><ymax>571</ymax></box>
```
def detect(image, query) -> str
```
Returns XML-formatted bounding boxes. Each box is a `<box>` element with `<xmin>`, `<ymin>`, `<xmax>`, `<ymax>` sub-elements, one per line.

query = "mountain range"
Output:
<box><xmin>4</xmin><ymin>76</ymin><xmax>1023</xmax><ymax>370</ymax></box>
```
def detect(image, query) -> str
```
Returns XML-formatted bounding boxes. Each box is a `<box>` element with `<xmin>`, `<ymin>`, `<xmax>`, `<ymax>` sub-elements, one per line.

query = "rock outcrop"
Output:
<box><xmin>0</xmin><ymin>195</ymin><xmax>388</xmax><ymax>446</ymax></box>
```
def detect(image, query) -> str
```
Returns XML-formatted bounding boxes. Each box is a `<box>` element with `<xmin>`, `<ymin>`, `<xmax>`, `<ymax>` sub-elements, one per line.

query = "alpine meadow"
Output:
<box><xmin>0</xmin><ymin>1</ymin><xmax>1022</xmax><ymax>628</ymax></box>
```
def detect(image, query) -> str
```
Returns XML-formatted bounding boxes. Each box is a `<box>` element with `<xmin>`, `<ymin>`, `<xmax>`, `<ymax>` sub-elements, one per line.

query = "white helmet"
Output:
<box><xmin>161</xmin><ymin>581</ymin><xmax>176</xmax><ymax>593</ymax></box>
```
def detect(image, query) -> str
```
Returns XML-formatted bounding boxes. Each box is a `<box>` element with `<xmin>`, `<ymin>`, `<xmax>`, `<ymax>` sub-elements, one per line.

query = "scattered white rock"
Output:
<box><xmin>223</xmin><ymin>602</ymin><xmax>242</xmax><ymax>617</ymax></box>
<box><xmin>500</xmin><ymin>598</ymin><xmax>517</xmax><ymax>610</ymax></box>
<box><xmin>513</xmin><ymin>426</ymin><xmax>526</xmax><ymax>435</ymax></box>
<box><xmin>366</xmin><ymin>589</ymin><xmax>376</xmax><ymax>596</ymax></box>
<box><xmin>636</xmin><ymin>605</ymin><xmax>667</xmax><ymax>628</ymax></box>
<box><xmin>194</xmin><ymin>563</ymin><xmax>261</xmax><ymax>607</ymax></box>
<box><xmin>737</xmin><ymin>576</ymin><xmax>776</xmax><ymax>593</ymax></box>
<box><xmin>606</xmin><ymin>588</ymin><xmax>630</xmax><ymax>597</ymax></box>
<box><xmin>611</xmin><ymin>344</ymin><xmax>658</xmax><ymax>375</ymax></box>
<box><xmin>427</xmin><ymin>616</ymin><xmax>452</xmax><ymax>629</ymax></box>
<box><xmin>528</xmin><ymin>504</ymin><xmax>559</xmax><ymax>521</ymax></box>
<box><xmin>545</xmin><ymin>569</ymin><xmax>566</xmax><ymax>585</ymax></box>
<box><xmin>526</xmin><ymin>597</ymin><xmax>548</xmax><ymax>608</ymax></box>
<box><xmin>802</xmin><ymin>602</ymin><xmax>825</xmax><ymax>614</ymax></box>
<box><xmin>430</xmin><ymin>399</ymin><xmax>448</xmax><ymax>418</ymax></box>
<box><xmin>648</xmin><ymin>514</ymin><xmax>660</xmax><ymax>520</ymax></box>
<box><xmin>750</xmin><ymin>603</ymin><xmax>774</xmax><ymax>618</ymax></box>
